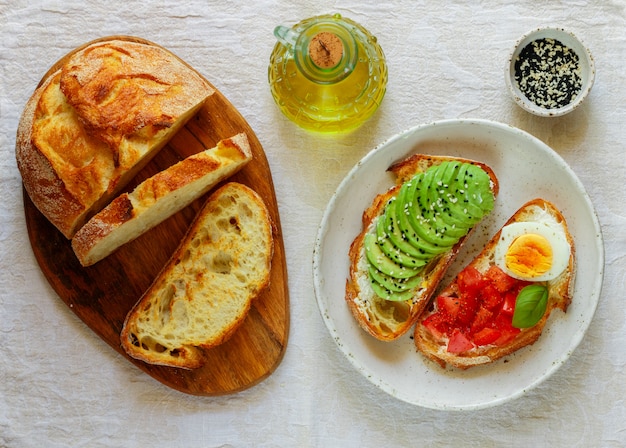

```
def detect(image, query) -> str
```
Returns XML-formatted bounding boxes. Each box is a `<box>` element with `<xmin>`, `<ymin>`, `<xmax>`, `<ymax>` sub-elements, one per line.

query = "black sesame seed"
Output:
<box><xmin>514</xmin><ymin>37</ymin><xmax>582</xmax><ymax>109</ymax></box>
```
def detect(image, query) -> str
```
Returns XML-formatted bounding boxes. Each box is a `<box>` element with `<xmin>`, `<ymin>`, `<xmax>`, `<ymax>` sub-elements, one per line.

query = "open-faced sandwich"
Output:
<box><xmin>345</xmin><ymin>154</ymin><xmax>499</xmax><ymax>341</ymax></box>
<box><xmin>414</xmin><ymin>198</ymin><xmax>575</xmax><ymax>369</ymax></box>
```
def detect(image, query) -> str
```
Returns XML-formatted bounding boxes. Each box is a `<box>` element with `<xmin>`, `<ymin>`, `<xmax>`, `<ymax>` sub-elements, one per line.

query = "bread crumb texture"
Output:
<box><xmin>123</xmin><ymin>183</ymin><xmax>273</xmax><ymax>367</ymax></box>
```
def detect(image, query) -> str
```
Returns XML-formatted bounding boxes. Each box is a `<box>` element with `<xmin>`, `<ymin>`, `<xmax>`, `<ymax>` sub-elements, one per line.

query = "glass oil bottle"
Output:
<box><xmin>268</xmin><ymin>14</ymin><xmax>388</xmax><ymax>134</ymax></box>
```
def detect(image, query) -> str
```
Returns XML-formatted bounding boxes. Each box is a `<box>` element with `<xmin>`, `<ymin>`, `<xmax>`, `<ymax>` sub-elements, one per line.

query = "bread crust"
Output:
<box><xmin>59</xmin><ymin>40</ymin><xmax>212</xmax><ymax>158</ymax></box>
<box><xmin>71</xmin><ymin>133</ymin><xmax>252</xmax><ymax>266</ymax></box>
<box><xmin>414</xmin><ymin>198</ymin><xmax>575</xmax><ymax>369</ymax></box>
<box><xmin>345</xmin><ymin>154</ymin><xmax>499</xmax><ymax>341</ymax></box>
<box><xmin>120</xmin><ymin>182</ymin><xmax>274</xmax><ymax>369</ymax></box>
<box><xmin>16</xmin><ymin>40</ymin><xmax>215</xmax><ymax>238</ymax></box>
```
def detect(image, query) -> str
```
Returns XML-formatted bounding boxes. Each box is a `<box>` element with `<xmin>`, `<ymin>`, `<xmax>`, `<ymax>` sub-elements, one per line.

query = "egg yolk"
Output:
<box><xmin>505</xmin><ymin>233</ymin><xmax>553</xmax><ymax>279</ymax></box>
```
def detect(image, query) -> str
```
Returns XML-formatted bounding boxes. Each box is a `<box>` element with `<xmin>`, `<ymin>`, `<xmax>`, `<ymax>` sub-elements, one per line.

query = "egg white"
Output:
<box><xmin>494</xmin><ymin>220</ymin><xmax>571</xmax><ymax>282</ymax></box>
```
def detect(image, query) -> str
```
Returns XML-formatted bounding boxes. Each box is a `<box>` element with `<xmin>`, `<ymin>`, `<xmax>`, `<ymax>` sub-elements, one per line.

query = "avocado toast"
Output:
<box><xmin>345</xmin><ymin>154</ymin><xmax>499</xmax><ymax>341</ymax></box>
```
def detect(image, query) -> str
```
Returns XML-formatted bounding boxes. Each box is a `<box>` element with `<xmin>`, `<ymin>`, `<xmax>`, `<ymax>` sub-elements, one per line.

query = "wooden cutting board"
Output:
<box><xmin>21</xmin><ymin>36</ymin><xmax>289</xmax><ymax>395</ymax></box>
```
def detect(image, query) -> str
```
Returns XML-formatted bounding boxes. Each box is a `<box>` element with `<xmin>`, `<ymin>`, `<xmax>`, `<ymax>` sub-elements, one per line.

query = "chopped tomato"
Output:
<box><xmin>481</xmin><ymin>284</ymin><xmax>503</xmax><ymax>310</ymax></box>
<box><xmin>437</xmin><ymin>295</ymin><xmax>460</xmax><ymax>323</ymax></box>
<box><xmin>492</xmin><ymin>313</ymin><xmax>521</xmax><ymax>345</ymax></box>
<box><xmin>422</xmin><ymin>313</ymin><xmax>447</xmax><ymax>339</ymax></box>
<box><xmin>473</xmin><ymin>327</ymin><xmax>502</xmax><ymax>346</ymax></box>
<box><xmin>493</xmin><ymin>312</ymin><xmax>515</xmax><ymax>330</ymax></box>
<box><xmin>455</xmin><ymin>294</ymin><xmax>478</xmax><ymax>326</ymax></box>
<box><xmin>470</xmin><ymin>306</ymin><xmax>493</xmax><ymax>334</ymax></box>
<box><xmin>501</xmin><ymin>291</ymin><xmax>517</xmax><ymax>316</ymax></box>
<box><xmin>457</xmin><ymin>266</ymin><xmax>487</xmax><ymax>297</ymax></box>
<box><xmin>485</xmin><ymin>265</ymin><xmax>518</xmax><ymax>292</ymax></box>
<box><xmin>493</xmin><ymin>329</ymin><xmax>520</xmax><ymax>346</ymax></box>
<box><xmin>421</xmin><ymin>264</ymin><xmax>530</xmax><ymax>354</ymax></box>
<box><xmin>447</xmin><ymin>329</ymin><xmax>474</xmax><ymax>353</ymax></box>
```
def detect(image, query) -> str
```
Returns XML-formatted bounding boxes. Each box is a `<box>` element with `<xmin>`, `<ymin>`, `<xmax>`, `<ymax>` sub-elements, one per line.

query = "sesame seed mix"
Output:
<box><xmin>514</xmin><ymin>37</ymin><xmax>582</xmax><ymax>109</ymax></box>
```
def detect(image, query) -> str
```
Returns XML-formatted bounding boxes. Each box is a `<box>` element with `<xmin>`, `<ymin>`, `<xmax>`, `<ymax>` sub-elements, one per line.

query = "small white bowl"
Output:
<box><xmin>505</xmin><ymin>27</ymin><xmax>595</xmax><ymax>117</ymax></box>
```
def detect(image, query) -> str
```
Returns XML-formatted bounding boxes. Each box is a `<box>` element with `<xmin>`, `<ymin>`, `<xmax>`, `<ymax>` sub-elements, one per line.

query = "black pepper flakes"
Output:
<box><xmin>514</xmin><ymin>37</ymin><xmax>582</xmax><ymax>109</ymax></box>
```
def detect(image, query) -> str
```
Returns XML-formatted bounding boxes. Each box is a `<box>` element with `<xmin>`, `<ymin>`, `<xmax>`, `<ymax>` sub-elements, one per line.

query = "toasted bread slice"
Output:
<box><xmin>72</xmin><ymin>133</ymin><xmax>252</xmax><ymax>266</ymax></box>
<box><xmin>345</xmin><ymin>154</ymin><xmax>499</xmax><ymax>341</ymax></box>
<box><xmin>16</xmin><ymin>40</ymin><xmax>214</xmax><ymax>238</ymax></box>
<box><xmin>120</xmin><ymin>182</ymin><xmax>273</xmax><ymax>369</ymax></box>
<box><xmin>414</xmin><ymin>198</ymin><xmax>575</xmax><ymax>369</ymax></box>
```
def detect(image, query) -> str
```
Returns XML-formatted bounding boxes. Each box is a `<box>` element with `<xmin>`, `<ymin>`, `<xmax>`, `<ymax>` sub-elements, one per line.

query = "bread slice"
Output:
<box><xmin>16</xmin><ymin>40</ymin><xmax>214</xmax><ymax>238</ymax></box>
<box><xmin>120</xmin><ymin>182</ymin><xmax>273</xmax><ymax>369</ymax></box>
<box><xmin>414</xmin><ymin>198</ymin><xmax>575</xmax><ymax>369</ymax></box>
<box><xmin>71</xmin><ymin>133</ymin><xmax>252</xmax><ymax>266</ymax></box>
<box><xmin>345</xmin><ymin>154</ymin><xmax>499</xmax><ymax>341</ymax></box>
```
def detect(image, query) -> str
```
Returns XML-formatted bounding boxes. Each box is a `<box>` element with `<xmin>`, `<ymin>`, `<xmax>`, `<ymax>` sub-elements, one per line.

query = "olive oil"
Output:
<box><xmin>268</xmin><ymin>14</ymin><xmax>387</xmax><ymax>134</ymax></box>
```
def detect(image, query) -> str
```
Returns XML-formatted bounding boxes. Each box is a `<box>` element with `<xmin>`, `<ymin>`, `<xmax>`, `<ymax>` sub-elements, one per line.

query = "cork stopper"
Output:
<box><xmin>309</xmin><ymin>32</ymin><xmax>343</xmax><ymax>69</ymax></box>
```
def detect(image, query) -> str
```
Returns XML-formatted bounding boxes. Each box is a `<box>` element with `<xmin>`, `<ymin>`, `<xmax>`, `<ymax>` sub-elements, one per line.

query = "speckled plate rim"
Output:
<box><xmin>312</xmin><ymin>118</ymin><xmax>604</xmax><ymax>411</ymax></box>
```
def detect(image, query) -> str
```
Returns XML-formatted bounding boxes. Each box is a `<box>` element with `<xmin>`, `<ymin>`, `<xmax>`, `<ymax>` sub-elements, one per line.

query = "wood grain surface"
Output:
<box><xmin>21</xmin><ymin>36</ymin><xmax>289</xmax><ymax>395</ymax></box>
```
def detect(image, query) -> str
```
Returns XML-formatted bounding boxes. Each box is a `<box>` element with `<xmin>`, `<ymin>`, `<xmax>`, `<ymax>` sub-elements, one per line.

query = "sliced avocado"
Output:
<box><xmin>364</xmin><ymin>161</ymin><xmax>495</xmax><ymax>302</ymax></box>
<box><xmin>424</xmin><ymin>164</ymin><xmax>470</xmax><ymax>240</ymax></box>
<box><xmin>428</xmin><ymin>162</ymin><xmax>473</xmax><ymax>235</ymax></box>
<box><xmin>451</xmin><ymin>163</ymin><xmax>487</xmax><ymax>224</ymax></box>
<box><xmin>375</xmin><ymin>211</ymin><xmax>429</xmax><ymax>269</ymax></box>
<box><xmin>439</xmin><ymin>160</ymin><xmax>461</xmax><ymax>188</ymax></box>
<box><xmin>464</xmin><ymin>164</ymin><xmax>495</xmax><ymax>212</ymax></box>
<box><xmin>382</xmin><ymin>198</ymin><xmax>432</xmax><ymax>261</ymax></box>
<box><xmin>368</xmin><ymin>264</ymin><xmax>422</xmax><ymax>292</ymax></box>
<box><xmin>440</xmin><ymin>194</ymin><xmax>477</xmax><ymax>224</ymax></box>
<box><xmin>433</xmin><ymin>199</ymin><xmax>472</xmax><ymax>230</ymax></box>
<box><xmin>369</xmin><ymin>278</ymin><xmax>415</xmax><ymax>302</ymax></box>
<box><xmin>432</xmin><ymin>163</ymin><xmax>485</xmax><ymax>226</ymax></box>
<box><xmin>364</xmin><ymin>231</ymin><xmax>421</xmax><ymax>279</ymax></box>
<box><xmin>411</xmin><ymin>169</ymin><xmax>459</xmax><ymax>247</ymax></box>
<box><xmin>395</xmin><ymin>179</ymin><xmax>449</xmax><ymax>255</ymax></box>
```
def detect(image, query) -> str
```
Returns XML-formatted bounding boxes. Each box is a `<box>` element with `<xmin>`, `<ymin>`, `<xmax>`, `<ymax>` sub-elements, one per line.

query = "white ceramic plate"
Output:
<box><xmin>312</xmin><ymin>119</ymin><xmax>604</xmax><ymax>411</ymax></box>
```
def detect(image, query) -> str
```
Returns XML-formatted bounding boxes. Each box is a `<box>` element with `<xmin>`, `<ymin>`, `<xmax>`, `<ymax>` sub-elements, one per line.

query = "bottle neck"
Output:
<box><xmin>293</xmin><ymin>22</ymin><xmax>358</xmax><ymax>85</ymax></box>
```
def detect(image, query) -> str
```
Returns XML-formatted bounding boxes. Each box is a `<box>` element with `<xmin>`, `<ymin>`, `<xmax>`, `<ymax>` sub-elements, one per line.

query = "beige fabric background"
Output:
<box><xmin>1</xmin><ymin>1</ymin><xmax>624</xmax><ymax>446</ymax></box>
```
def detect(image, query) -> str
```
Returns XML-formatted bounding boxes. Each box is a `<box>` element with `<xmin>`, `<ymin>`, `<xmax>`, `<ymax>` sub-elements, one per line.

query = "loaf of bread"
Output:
<box><xmin>121</xmin><ymin>182</ymin><xmax>274</xmax><ymax>369</ymax></box>
<box><xmin>345</xmin><ymin>154</ymin><xmax>499</xmax><ymax>341</ymax></box>
<box><xmin>72</xmin><ymin>133</ymin><xmax>252</xmax><ymax>266</ymax></box>
<box><xmin>414</xmin><ymin>198</ymin><xmax>575</xmax><ymax>369</ymax></box>
<box><xmin>16</xmin><ymin>39</ymin><xmax>215</xmax><ymax>238</ymax></box>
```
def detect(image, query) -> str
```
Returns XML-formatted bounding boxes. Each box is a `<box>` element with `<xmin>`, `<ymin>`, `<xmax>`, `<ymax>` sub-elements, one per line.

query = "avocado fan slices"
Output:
<box><xmin>365</xmin><ymin>161</ymin><xmax>495</xmax><ymax>302</ymax></box>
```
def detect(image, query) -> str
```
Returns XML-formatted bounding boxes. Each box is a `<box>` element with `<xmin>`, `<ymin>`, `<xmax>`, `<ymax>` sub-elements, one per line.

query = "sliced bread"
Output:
<box><xmin>120</xmin><ymin>182</ymin><xmax>274</xmax><ymax>369</ymax></box>
<box><xmin>71</xmin><ymin>133</ymin><xmax>252</xmax><ymax>266</ymax></box>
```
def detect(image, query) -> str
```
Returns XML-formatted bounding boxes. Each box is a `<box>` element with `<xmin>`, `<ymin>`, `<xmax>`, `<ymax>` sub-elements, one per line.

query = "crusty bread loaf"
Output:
<box><xmin>345</xmin><ymin>154</ymin><xmax>499</xmax><ymax>341</ymax></box>
<box><xmin>121</xmin><ymin>182</ymin><xmax>274</xmax><ymax>369</ymax></box>
<box><xmin>414</xmin><ymin>198</ymin><xmax>575</xmax><ymax>369</ymax></box>
<box><xmin>16</xmin><ymin>39</ymin><xmax>215</xmax><ymax>238</ymax></box>
<box><xmin>71</xmin><ymin>133</ymin><xmax>252</xmax><ymax>266</ymax></box>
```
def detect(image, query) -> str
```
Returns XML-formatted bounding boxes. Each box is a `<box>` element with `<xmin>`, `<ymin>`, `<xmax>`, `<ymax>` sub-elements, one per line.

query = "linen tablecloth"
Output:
<box><xmin>1</xmin><ymin>1</ymin><xmax>624</xmax><ymax>446</ymax></box>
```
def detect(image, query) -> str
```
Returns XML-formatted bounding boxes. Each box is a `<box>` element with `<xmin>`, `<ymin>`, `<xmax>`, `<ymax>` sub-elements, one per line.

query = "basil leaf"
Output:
<box><xmin>512</xmin><ymin>284</ymin><xmax>549</xmax><ymax>329</ymax></box>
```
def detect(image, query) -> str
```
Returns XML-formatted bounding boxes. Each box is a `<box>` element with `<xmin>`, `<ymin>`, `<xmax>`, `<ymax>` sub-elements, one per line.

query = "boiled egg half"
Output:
<box><xmin>494</xmin><ymin>221</ymin><xmax>571</xmax><ymax>282</ymax></box>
